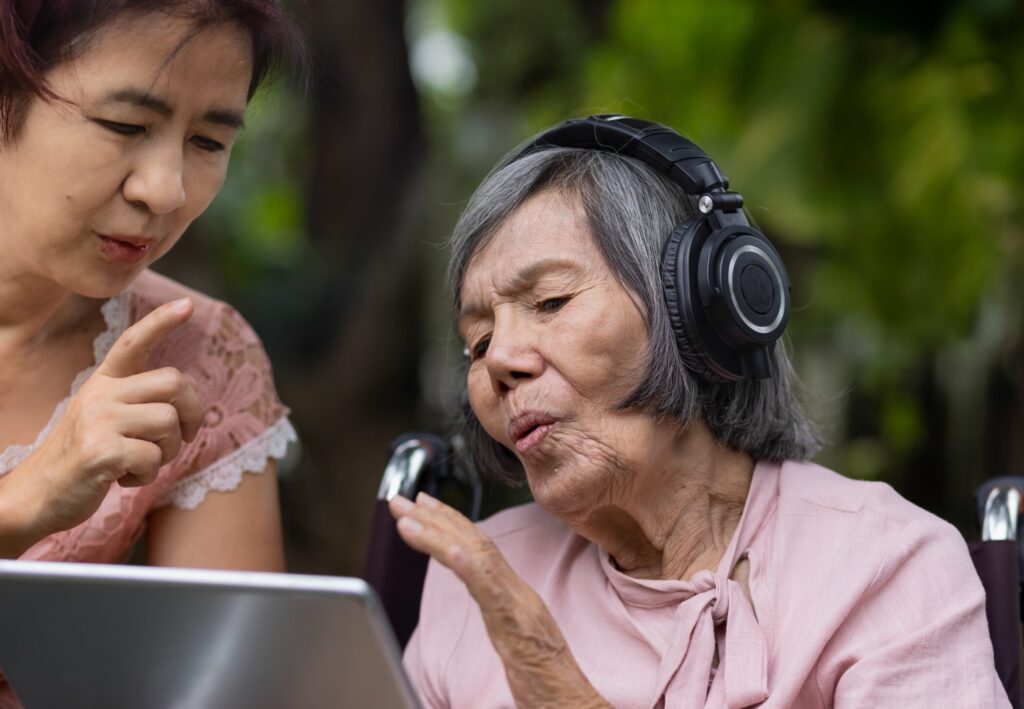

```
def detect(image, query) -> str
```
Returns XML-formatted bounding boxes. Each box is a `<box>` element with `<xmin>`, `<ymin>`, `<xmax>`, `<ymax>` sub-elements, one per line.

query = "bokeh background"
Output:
<box><xmin>154</xmin><ymin>0</ymin><xmax>1024</xmax><ymax>574</ymax></box>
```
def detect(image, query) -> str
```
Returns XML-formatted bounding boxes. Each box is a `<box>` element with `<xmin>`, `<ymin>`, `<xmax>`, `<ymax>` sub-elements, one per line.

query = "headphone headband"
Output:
<box><xmin>514</xmin><ymin>115</ymin><xmax>734</xmax><ymax>202</ymax></box>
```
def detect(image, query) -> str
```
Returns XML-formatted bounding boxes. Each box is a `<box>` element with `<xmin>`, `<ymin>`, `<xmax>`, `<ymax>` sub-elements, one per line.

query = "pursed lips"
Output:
<box><xmin>97</xmin><ymin>233</ymin><xmax>159</xmax><ymax>247</ymax></box>
<box><xmin>95</xmin><ymin>231</ymin><xmax>160</xmax><ymax>264</ymax></box>
<box><xmin>508</xmin><ymin>410</ymin><xmax>558</xmax><ymax>454</ymax></box>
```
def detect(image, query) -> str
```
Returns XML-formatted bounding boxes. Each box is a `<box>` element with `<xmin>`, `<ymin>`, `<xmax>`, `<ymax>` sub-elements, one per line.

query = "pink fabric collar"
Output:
<box><xmin>597</xmin><ymin>461</ymin><xmax>780</xmax><ymax>707</ymax></box>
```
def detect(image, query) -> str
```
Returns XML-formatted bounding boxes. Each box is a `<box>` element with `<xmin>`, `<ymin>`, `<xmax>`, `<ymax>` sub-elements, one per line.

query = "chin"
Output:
<box><xmin>524</xmin><ymin>462</ymin><xmax>601</xmax><ymax>520</ymax></box>
<box><xmin>63</xmin><ymin>266</ymin><xmax>145</xmax><ymax>299</ymax></box>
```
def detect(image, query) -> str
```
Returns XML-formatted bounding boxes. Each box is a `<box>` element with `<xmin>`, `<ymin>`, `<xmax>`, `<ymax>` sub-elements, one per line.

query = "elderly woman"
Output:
<box><xmin>390</xmin><ymin>116</ymin><xmax>1009</xmax><ymax>708</ymax></box>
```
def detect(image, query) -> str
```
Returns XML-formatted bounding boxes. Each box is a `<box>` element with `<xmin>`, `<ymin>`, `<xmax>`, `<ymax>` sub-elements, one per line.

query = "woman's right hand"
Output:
<box><xmin>0</xmin><ymin>297</ymin><xmax>203</xmax><ymax>557</ymax></box>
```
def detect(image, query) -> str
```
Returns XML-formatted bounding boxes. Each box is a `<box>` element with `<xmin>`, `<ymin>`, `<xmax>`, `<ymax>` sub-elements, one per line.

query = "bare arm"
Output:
<box><xmin>145</xmin><ymin>460</ymin><xmax>285</xmax><ymax>571</ymax></box>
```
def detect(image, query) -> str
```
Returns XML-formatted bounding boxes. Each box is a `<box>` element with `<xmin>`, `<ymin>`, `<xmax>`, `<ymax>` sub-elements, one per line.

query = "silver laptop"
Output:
<box><xmin>0</xmin><ymin>560</ymin><xmax>420</xmax><ymax>709</ymax></box>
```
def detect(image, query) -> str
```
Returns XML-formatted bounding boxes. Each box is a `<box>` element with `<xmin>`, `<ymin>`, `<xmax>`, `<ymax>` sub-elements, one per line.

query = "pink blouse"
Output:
<box><xmin>405</xmin><ymin>460</ymin><xmax>1010</xmax><ymax>708</ymax></box>
<box><xmin>0</xmin><ymin>270</ymin><xmax>296</xmax><ymax>562</ymax></box>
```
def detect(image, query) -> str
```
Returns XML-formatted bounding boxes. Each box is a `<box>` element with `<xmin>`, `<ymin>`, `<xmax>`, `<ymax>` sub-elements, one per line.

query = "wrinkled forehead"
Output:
<box><xmin>458</xmin><ymin>189</ymin><xmax>595</xmax><ymax>298</ymax></box>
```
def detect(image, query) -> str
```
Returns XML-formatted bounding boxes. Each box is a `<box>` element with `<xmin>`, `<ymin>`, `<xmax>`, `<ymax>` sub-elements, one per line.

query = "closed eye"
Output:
<box><xmin>470</xmin><ymin>336</ymin><xmax>491</xmax><ymax>361</ymax></box>
<box><xmin>191</xmin><ymin>135</ymin><xmax>226</xmax><ymax>153</ymax></box>
<box><xmin>96</xmin><ymin>119</ymin><xmax>144</xmax><ymax>136</ymax></box>
<box><xmin>538</xmin><ymin>296</ymin><xmax>569</xmax><ymax>314</ymax></box>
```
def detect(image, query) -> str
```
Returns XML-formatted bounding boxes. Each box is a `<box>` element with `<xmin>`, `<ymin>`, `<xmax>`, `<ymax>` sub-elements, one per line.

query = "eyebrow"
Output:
<box><xmin>458</xmin><ymin>257</ymin><xmax>584</xmax><ymax>323</ymax></box>
<box><xmin>102</xmin><ymin>88</ymin><xmax>246</xmax><ymax>130</ymax></box>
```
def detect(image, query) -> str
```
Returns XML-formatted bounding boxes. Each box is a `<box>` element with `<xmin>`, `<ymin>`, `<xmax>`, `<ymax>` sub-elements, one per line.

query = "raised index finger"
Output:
<box><xmin>96</xmin><ymin>298</ymin><xmax>193</xmax><ymax>379</ymax></box>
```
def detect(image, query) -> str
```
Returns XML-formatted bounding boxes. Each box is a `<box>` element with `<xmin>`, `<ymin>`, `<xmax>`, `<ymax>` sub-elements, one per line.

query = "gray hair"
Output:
<box><xmin>448</xmin><ymin>146</ymin><xmax>821</xmax><ymax>484</ymax></box>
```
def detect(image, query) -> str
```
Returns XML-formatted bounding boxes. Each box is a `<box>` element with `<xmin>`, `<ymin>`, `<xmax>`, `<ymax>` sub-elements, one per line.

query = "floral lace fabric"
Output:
<box><xmin>0</xmin><ymin>270</ymin><xmax>296</xmax><ymax>564</ymax></box>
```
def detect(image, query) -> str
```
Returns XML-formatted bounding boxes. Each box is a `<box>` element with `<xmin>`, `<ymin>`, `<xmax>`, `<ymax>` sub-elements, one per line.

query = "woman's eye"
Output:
<box><xmin>191</xmin><ymin>135</ymin><xmax>226</xmax><ymax>153</ymax></box>
<box><xmin>470</xmin><ymin>337</ymin><xmax>491</xmax><ymax>361</ymax></box>
<box><xmin>539</xmin><ymin>297</ymin><xmax>569</xmax><ymax>314</ymax></box>
<box><xmin>96</xmin><ymin>120</ymin><xmax>144</xmax><ymax>136</ymax></box>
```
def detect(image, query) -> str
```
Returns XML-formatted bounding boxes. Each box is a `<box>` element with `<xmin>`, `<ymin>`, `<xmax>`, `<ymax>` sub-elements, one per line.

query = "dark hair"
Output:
<box><xmin>449</xmin><ymin>147</ymin><xmax>821</xmax><ymax>485</ymax></box>
<box><xmin>0</xmin><ymin>0</ymin><xmax>306</xmax><ymax>141</ymax></box>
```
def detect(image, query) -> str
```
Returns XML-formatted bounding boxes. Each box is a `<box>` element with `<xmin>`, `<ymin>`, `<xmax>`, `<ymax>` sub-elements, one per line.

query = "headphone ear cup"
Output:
<box><xmin>660</xmin><ymin>221</ymin><xmax>720</xmax><ymax>382</ymax></box>
<box><xmin>710</xmin><ymin>230</ymin><xmax>790</xmax><ymax>348</ymax></box>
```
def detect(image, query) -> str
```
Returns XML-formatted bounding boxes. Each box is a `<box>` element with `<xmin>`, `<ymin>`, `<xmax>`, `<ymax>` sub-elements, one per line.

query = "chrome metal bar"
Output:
<box><xmin>377</xmin><ymin>439</ymin><xmax>431</xmax><ymax>502</ymax></box>
<box><xmin>982</xmin><ymin>486</ymin><xmax>1022</xmax><ymax>542</ymax></box>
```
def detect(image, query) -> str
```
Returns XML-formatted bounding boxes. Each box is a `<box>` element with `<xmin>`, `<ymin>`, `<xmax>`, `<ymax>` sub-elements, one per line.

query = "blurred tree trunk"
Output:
<box><xmin>278</xmin><ymin>0</ymin><xmax>427</xmax><ymax>574</ymax></box>
<box><xmin>988</xmin><ymin>334</ymin><xmax>1024</xmax><ymax>479</ymax></box>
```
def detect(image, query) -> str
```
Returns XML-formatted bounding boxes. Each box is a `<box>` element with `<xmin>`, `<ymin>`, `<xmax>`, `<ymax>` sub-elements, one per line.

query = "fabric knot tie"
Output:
<box><xmin>688</xmin><ymin>570</ymin><xmax>733</xmax><ymax>625</ymax></box>
<box><xmin>654</xmin><ymin>568</ymin><xmax>768</xmax><ymax>708</ymax></box>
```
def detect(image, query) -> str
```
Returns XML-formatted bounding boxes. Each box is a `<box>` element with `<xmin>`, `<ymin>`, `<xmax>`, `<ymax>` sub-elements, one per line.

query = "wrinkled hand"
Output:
<box><xmin>390</xmin><ymin>492</ymin><xmax>612</xmax><ymax>709</ymax></box>
<box><xmin>2</xmin><ymin>298</ymin><xmax>203</xmax><ymax>552</ymax></box>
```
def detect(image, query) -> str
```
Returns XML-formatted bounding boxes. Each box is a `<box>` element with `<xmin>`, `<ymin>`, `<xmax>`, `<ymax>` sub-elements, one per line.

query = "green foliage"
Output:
<box><xmin>193</xmin><ymin>84</ymin><xmax>310</xmax><ymax>292</ymax></box>
<box><xmin>427</xmin><ymin>0</ymin><xmax>1024</xmax><ymax>486</ymax></box>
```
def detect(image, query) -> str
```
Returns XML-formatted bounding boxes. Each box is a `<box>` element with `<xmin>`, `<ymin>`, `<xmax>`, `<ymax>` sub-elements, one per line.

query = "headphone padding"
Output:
<box><xmin>660</xmin><ymin>223</ymin><xmax>719</xmax><ymax>382</ymax></box>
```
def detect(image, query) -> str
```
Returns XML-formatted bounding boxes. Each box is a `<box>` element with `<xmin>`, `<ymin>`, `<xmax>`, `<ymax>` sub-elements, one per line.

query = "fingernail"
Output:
<box><xmin>417</xmin><ymin>492</ymin><xmax>440</xmax><ymax>509</ymax></box>
<box><xmin>398</xmin><ymin>517</ymin><xmax>422</xmax><ymax>536</ymax></box>
<box><xmin>390</xmin><ymin>495</ymin><xmax>414</xmax><ymax>513</ymax></box>
<box><xmin>170</xmin><ymin>297</ymin><xmax>191</xmax><ymax>313</ymax></box>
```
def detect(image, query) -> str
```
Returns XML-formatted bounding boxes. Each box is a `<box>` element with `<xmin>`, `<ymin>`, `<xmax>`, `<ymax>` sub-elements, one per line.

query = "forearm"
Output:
<box><xmin>487</xmin><ymin>586</ymin><xmax>613</xmax><ymax>709</ymax></box>
<box><xmin>0</xmin><ymin>473</ymin><xmax>45</xmax><ymax>558</ymax></box>
<box><xmin>503</xmin><ymin>645</ymin><xmax>612</xmax><ymax>709</ymax></box>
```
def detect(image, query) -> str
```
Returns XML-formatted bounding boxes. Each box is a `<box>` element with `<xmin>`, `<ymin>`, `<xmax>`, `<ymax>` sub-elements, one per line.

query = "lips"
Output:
<box><xmin>508</xmin><ymin>411</ymin><xmax>558</xmax><ymax>454</ymax></box>
<box><xmin>96</xmin><ymin>233</ymin><xmax>157</xmax><ymax>264</ymax></box>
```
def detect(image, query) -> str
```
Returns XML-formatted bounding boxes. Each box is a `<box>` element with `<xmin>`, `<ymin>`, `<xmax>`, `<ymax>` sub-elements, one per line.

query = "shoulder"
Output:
<box><xmin>770</xmin><ymin>460</ymin><xmax>976</xmax><ymax>599</ymax></box>
<box><xmin>127</xmin><ymin>271</ymin><xmax>268</xmax><ymax>373</ymax></box>
<box><xmin>129</xmin><ymin>270</ymin><xmax>259</xmax><ymax>343</ymax></box>
<box><xmin>129</xmin><ymin>269</ymin><xmax>223</xmax><ymax>323</ymax></box>
<box><xmin>768</xmin><ymin>464</ymin><xmax>1004</xmax><ymax>704</ymax></box>
<box><xmin>776</xmin><ymin>459</ymin><xmax>961</xmax><ymax>539</ymax></box>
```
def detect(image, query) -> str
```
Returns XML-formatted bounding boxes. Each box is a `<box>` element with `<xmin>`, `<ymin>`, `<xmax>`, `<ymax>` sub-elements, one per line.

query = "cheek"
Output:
<box><xmin>552</xmin><ymin>302</ymin><xmax>648</xmax><ymax>402</ymax></box>
<box><xmin>185</xmin><ymin>162</ymin><xmax>229</xmax><ymax>215</ymax></box>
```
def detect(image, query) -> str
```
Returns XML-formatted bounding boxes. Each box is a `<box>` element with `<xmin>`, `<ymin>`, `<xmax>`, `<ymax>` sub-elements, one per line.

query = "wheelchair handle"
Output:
<box><xmin>977</xmin><ymin>477</ymin><xmax>1024</xmax><ymax>542</ymax></box>
<box><xmin>376</xmin><ymin>434</ymin><xmax>449</xmax><ymax>502</ymax></box>
<box><xmin>983</xmin><ymin>487</ymin><xmax>1022</xmax><ymax>543</ymax></box>
<box><xmin>975</xmin><ymin>476</ymin><xmax>1024</xmax><ymax>591</ymax></box>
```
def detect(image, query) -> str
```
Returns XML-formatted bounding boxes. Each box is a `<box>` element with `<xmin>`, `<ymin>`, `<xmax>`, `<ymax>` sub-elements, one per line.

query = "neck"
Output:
<box><xmin>0</xmin><ymin>268</ymin><xmax>98</xmax><ymax>353</ymax></box>
<box><xmin>571</xmin><ymin>421</ymin><xmax>754</xmax><ymax>581</ymax></box>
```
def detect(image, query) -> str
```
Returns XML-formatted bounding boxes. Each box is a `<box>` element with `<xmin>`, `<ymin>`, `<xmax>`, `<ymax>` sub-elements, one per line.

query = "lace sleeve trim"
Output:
<box><xmin>158</xmin><ymin>416</ymin><xmax>298</xmax><ymax>511</ymax></box>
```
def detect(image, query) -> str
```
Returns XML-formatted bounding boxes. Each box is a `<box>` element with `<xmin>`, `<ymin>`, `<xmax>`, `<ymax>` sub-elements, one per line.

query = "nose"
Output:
<box><xmin>122</xmin><ymin>145</ymin><xmax>187</xmax><ymax>215</ymax></box>
<box><xmin>484</xmin><ymin>314</ymin><xmax>545</xmax><ymax>395</ymax></box>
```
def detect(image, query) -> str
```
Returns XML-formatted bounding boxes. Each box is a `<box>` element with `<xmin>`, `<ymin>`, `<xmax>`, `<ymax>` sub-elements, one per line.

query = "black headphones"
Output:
<box><xmin>512</xmin><ymin>115</ymin><xmax>790</xmax><ymax>382</ymax></box>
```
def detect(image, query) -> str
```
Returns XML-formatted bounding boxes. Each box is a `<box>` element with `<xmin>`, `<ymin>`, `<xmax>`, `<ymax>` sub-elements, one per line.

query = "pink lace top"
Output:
<box><xmin>0</xmin><ymin>270</ymin><xmax>297</xmax><ymax>563</ymax></box>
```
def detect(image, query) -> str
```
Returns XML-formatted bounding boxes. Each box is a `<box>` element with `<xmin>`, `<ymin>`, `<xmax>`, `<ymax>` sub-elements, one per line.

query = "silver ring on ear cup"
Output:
<box><xmin>726</xmin><ymin>244</ymin><xmax>786</xmax><ymax>336</ymax></box>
